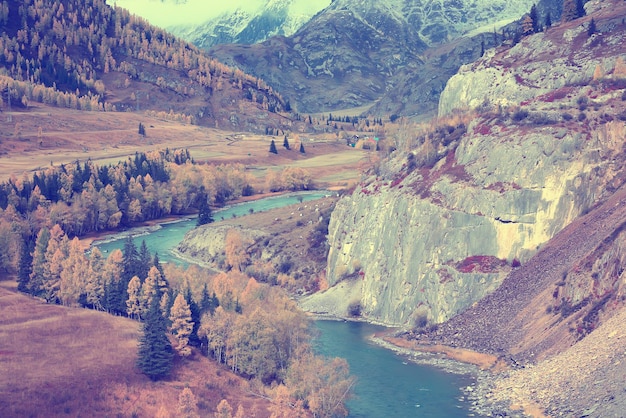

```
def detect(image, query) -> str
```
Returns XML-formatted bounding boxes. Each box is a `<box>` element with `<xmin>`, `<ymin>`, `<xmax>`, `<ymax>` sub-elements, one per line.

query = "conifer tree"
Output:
<box><xmin>197</xmin><ymin>188</ymin><xmax>213</xmax><ymax>226</ymax></box>
<box><xmin>200</xmin><ymin>283</ymin><xmax>212</xmax><ymax>314</ymax></box>
<box><xmin>269</xmin><ymin>140</ymin><xmax>278</xmax><ymax>154</ymax></box>
<box><xmin>153</xmin><ymin>252</ymin><xmax>166</xmax><ymax>280</ymax></box>
<box><xmin>30</xmin><ymin>227</ymin><xmax>50</xmax><ymax>297</ymax></box>
<box><xmin>545</xmin><ymin>12</ymin><xmax>552</xmax><ymax>29</ymax></box>
<box><xmin>138</xmin><ymin>240</ymin><xmax>152</xmax><ymax>281</ymax></box>
<box><xmin>86</xmin><ymin>247</ymin><xmax>105</xmax><ymax>310</ymax></box>
<box><xmin>587</xmin><ymin>18</ymin><xmax>596</xmax><ymax>36</ymax></box>
<box><xmin>122</xmin><ymin>236</ymin><xmax>140</xmax><ymax>281</ymax></box>
<box><xmin>562</xmin><ymin>0</ymin><xmax>579</xmax><ymax>22</ymax></box>
<box><xmin>170</xmin><ymin>293</ymin><xmax>193</xmax><ymax>357</ymax></box>
<box><xmin>215</xmin><ymin>399</ymin><xmax>233</xmax><ymax>418</ymax></box>
<box><xmin>299</xmin><ymin>142</ymin><xmax>306</xmax><ymax>154</ymax></box>
<box><xmin>283</xmin><ymin>136</ymin><xmax>290</xmax><ymax>150</ymax></box>
<box><xmin>17</xmin><ymin>236</ymin><xmax>34</xmax><ymax>294</ymax></box>
<box><xmin>126</xmin><ymin>276</ymin><xmax>143</xmax><ymax>319</ymax></box>
<box><xmin>136</xmin><ymin>284</ymin><xmax>173</xmax><ymax>380</ymax></box>
<box><xmin>576</xmin><ymin>0</ymin><xmax>586</xmax><ymax>18</ymax></box>
<box><xmin>185</xmin><ymin>287</ymin><xmax>202</xmax><ymax>347</ymax></box>
<box><xmin>529</xmin><ymin>4</ymin><xmax>540</xmax><ymax>33</ymax></box>
<box><xmin>522</xmin><ymin>15</ymin><xmax>534</xmax><ymax>36</ymax></box>
<box><xmin>178</xmin><ymin>387</ymin><xmax>199</xmax><ymax>418</ymax></box>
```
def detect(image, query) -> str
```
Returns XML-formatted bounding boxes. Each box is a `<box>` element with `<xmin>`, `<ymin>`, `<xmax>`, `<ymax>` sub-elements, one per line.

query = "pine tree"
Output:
<box><xmin>86</xmin><ymin>247</ymin><xmax>105</xmax><ymax>310</ymax></box>
<box><xmin>170</xmin><ymin>293</ymin><xmax>193</xmax><ymax>357</ymax></box>
<box><xmin>138</xmin><ymin>240</ymin><xmax>152</xmax><ymax>281</ymax></box>
<box><xmin>562</xmin><ymin>0</ymin><xmax>579</xmax><ymax>22</ymax></box>
<box><xmin>17</xmin><ymin>236</ymin><xmax>34</xmax><ymax>293</ymax></box>
<box><xmin>587</xmin><ymin>18</ymin><xmax>597</xmax><ymax>36</ymax></box>
<box><xmin>185</xmin><ymin>287</ymin><xmax>202</xmax><ymax>347</ymax></box>
<box><xmin>215</xmin><ymin>399</ymin><xmax>233</xmax><ymax>418</ymax></box>
<box><xmin>178</xmin><ymin>387</ymin><xmax>199</xmax><ymax>418</ymax></box>
<box><xmin>122</xmin><ymin>236</ymin><xmax>139</xmax><ymax>281</ymax></box>
<box><xmin>576</xmin><ymin>0</ymin><xmax>586</xmax><ymax>18</ymax></box>
<box><xmin>529</xmin><ymin>4</ymin><xmax>539</xmax><ymax>33</ymax></box>
<box><xmin>126</xmin><ymin>276</ymin><xmax>143</xmax><ymax>320</ymax></box>
<box><xmin>269</xmin><ymin>140</ymin><xmax>278</xmax><ymax>154</ymax></box>
<box><xmin>299</xmin><ymin>142</ymin><xmax>305</xmax><ymax>154</ymax></box>
<box><xmin>283</xmin><ymin>136</ymin><xmax>290</xmax><ymax>150</ymax></box>
<box><xmin>136</xmin><ymin>285</ymin><xmax>173</xmax><ymax>380</ymax></box>
<box><xmin>200</xmin><ymin>283</ymin><xmax>212</xmax><ymax>314</ymax></box>
<box><xmin>30</xmin><ymin>227</ymin><xmax>50</xmax><ymax>297</ymax></box>
<box><xmin>545</xmin><ymin>12</ymin><xmax>552</xmax><ymax>29</ymax></box>
<box><xmin>522</xmin><ymin>15</ymin><xmax>534</xmax><ymax>36</ymax></box>
<box><xmin>197</xmin><ymin>188</ymin><xmax>213</xmax><ymax>226</ymax></box>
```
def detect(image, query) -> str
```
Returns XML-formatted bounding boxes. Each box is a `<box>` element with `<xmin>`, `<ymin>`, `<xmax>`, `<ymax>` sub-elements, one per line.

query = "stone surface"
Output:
<box><xmin>309</xmin><ymin>0</ymin><xmax>626</xmax><ymax>325</ymax></box>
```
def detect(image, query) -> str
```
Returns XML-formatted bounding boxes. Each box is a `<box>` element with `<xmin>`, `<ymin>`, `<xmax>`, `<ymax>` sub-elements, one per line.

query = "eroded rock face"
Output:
<box><xmin>439</xmin><ymin>3</ymin><xmax>626</xmax><ymax>115</ymax></box>
<box><xmin>317</xmin><ymin>113</ymin><xmax>623</xmax><ymax>326</ymax></box>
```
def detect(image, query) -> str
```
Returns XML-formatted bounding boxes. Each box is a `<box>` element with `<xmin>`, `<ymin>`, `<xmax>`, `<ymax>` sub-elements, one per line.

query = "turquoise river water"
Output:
<box><xmin>94</xmin><ymin>191</ymin><xmax>479</xmax><ymax>417</ymax></box>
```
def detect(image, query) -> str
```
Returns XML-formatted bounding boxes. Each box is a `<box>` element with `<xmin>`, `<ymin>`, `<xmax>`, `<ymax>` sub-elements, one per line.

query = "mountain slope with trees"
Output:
<box><xmin>0</xmin><ymin>0</ymin><xmax>291</xmax><ymax>132</ymax></box>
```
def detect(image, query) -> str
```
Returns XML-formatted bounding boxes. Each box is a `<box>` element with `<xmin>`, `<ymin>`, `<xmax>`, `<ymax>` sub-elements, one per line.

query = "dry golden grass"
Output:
<box><xmin>0</xmin><ymin>103</ymin><xmax>366</xmax><ymax>191</ymax></box>
<box><xmin>0</xmin><ymin>280</ymin><xmax>284</xmax><ymax>417</ymax></box>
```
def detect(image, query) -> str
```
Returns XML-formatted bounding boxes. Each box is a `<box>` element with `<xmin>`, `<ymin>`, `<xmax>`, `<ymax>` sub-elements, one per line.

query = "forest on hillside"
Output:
<box><xmin>11</xmin><ymin>222</ymin><xmax>353</xmax><ymax>417</ymax></box>
<box><xmin>0</xmin><ymin>0</ymin><xmax>286</xmax><ymax>117</ymax></box>
<box><xmin>0</xmin><ymin>148</ymin><xmax>313</xmax><ymax>274</ymax></box>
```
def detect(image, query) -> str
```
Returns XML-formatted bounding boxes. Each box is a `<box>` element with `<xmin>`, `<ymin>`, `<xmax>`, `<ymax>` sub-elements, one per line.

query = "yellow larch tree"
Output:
<box><xmin>169</xmin><ymin>293</ymin><xmax>193</xmax><ymax>357</ymax></box>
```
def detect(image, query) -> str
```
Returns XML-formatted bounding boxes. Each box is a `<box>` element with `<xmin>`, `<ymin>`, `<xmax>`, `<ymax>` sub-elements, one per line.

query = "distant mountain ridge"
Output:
<box><xmin>111</xmin><ymin>0</ymin><xmax>331</xmax><ymax>50</ymax></box>
<box><xmin>208</xmin><ymin>0</ymin><xmax>542</xmax><ymax>115</ymax></box>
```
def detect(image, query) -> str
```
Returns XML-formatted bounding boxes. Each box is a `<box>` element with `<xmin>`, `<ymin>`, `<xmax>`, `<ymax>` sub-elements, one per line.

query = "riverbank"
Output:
<box><xmin>81</xmin><ymin>189</ymin><xmax>333</xmax><ymax>249</ymax></box>
<box><xmin>302</xmin><ymin>305</ymin><xmax>546</xmax><ymax>418</ymax></box>
<box><xmin>373</xmin><ymin>334</ymin><xmax>547</xmax><ymax>418</ymax></box>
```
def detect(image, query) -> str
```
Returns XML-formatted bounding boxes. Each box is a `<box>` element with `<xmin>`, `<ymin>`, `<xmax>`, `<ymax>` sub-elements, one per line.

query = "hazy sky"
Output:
<box><xmin>108</xmin><ymin>0</ymin><xmax>330</xmax><ymax>27</ymax></box>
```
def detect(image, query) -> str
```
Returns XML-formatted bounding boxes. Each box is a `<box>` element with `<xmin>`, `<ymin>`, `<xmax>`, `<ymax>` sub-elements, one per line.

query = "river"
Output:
<box><xmin>94</xmin><ymin>191</ymin><xmax>479</xmax><ymax>417</ymax></box>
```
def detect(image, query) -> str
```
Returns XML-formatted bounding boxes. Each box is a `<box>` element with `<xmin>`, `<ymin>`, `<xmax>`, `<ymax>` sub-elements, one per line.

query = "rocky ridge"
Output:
<box><xmin>167</xmin><ymin>0</ymin><xmax>331</xmax><ymax>50</ymax></box>
<box><xmin>209</xmin><ymin>0</ymin><xmax>539</xmax><ymax>115</ymax></box>
<box><xmin>439</xmin><ymin>0</ymin><xmax>626</xmax><ymax>115</ymax></box>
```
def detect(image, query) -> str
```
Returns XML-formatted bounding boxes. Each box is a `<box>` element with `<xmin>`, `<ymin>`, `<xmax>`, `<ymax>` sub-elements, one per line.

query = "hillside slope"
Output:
<box><xmin>0</xmin><ymin>282</ymin><xmax>278</xmax><ymax>417</ymax></box>
<box><xmin>302</xmin><ymin>1</ymin><xmax>626</xmax><ymax>415</ymax></box>
<box><xmin>0</xmin><ymin>0</ymin><xmax>292</xmax><ymax>133</ymax></box>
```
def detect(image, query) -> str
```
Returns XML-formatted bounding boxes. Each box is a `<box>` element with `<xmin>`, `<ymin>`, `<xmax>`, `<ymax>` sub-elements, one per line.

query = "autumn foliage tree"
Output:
<box><xmin>170</xmin><ymin>293</ymin><xmax>193</xmax><ymax>357</ymax></box>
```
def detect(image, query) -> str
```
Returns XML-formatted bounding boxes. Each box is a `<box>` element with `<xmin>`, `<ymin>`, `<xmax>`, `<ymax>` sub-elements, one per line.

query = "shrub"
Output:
<box><xmin>562</xmin><ymin>112</ymin><xmax>573</xmax><ymax>121</ymax></box>
<box><xmin>512</xmin><ymin>109</ymin><xmax>529</xmax><ymax>121</ymax></box>
<box><xmin>347</xmin><ymin>301</ymin><xmax>362</xmax><ymax>317</ymax></box>
<box><xmin>413</xmin><ymin>312</ymin><xmax>428</xmax><ymax>329</ymax></box>
<box><xmin>578</xmin><ymin>112</ymin><xmax>586</xmax><ymax>121</ymax></box>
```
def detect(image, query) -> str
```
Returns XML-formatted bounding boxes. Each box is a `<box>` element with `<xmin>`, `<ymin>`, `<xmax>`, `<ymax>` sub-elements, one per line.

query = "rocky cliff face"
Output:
<box><xmin>313</xmin><ymin>116</ymin><xmax>622</xmax><ymax>326</ymax></box>
<box><xmin>305</xmin><ymin>0</ymin><xmax>626</xmax><ymax>326</ymax></box>
<box><xmin>439</xmin><ymin>0</ymin><xmax>625</xmax><ymax>115</ymax></box>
